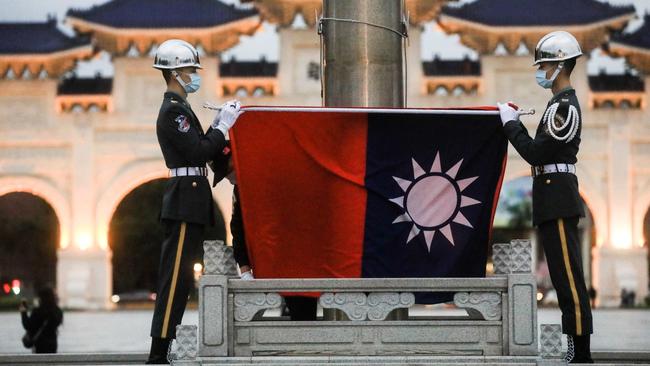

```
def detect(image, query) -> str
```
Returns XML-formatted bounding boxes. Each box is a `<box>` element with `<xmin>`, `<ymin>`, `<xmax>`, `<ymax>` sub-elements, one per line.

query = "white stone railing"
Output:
<box><xmin>171</xmin><ymin>240</ymin><xmax>566</xmax><ymax>365</ymax></box>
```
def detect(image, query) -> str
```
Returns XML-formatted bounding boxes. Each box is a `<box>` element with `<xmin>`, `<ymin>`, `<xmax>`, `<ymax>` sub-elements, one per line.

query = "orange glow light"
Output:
<box><xmin>75</xmin><ymin>230</ymin><xmax>93</xmax><ymax>250</ymax></box>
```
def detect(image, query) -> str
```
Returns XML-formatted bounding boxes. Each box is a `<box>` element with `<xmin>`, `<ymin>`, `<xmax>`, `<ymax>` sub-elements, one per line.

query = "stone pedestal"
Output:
<box><xmin>593</xmin><ymin>246</ymin><xmax>649</xmax><ymax>307</ymax></box>
<box><xmin>56</xmin><ymin>247</ymin><xmax>112</xmax><ymax>309</ymax></box>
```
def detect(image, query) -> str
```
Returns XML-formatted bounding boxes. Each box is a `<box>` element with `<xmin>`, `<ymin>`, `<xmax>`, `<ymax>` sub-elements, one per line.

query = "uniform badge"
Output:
<box><xmin>175</xmin><ymin>115</ymin><xmax>190</xmax><ymax>133</ymax></box>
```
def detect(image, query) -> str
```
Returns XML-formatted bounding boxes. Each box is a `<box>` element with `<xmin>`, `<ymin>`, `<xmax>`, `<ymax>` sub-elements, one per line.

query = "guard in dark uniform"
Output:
<box><xmin>498</xmin><ymin>31</ymin><xmax>593</xmax><ymax>363</ymax></box>
<box><xmin>147</xmin><ymin>39</ymin><xmax>242</xmax><ymax>364</ymax></box>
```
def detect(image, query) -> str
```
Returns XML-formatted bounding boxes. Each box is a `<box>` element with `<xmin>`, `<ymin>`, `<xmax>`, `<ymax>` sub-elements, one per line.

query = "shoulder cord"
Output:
<box><xmin>544</xmin><ymin>102</ymin><xmax>580</xmax><ymax>142</ymax></box>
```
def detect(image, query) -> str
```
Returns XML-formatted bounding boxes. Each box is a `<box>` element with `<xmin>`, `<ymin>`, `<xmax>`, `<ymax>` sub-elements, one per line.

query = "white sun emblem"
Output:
<box><xmin>390</xmin><ymin>151</ymin><xmax>481</xmax><ymax>251</ymax></box>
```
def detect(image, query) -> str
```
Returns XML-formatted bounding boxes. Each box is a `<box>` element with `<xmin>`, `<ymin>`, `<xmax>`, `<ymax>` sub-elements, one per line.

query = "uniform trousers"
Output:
<box><xmin>538</xmin><ymin>216</ymin><xmax>592</xmax><ymax>335</ymax></box>
<box><xmin>151</xmin><ymin>220</ymin><xmax>204</xmax><ymax>339</ymax></box>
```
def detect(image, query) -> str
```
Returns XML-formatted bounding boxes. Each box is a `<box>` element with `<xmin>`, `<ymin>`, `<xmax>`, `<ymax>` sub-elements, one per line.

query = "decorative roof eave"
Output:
<box><xmin>216</xmin><ymin>77</ymin><xmax>278</xmax><ymax>97</ymax></box>
<box><xmin>243</xmin><ymin>0</ymin><xmax>456</xmax><ymax>27</ymax></box>
<box><xmin>404</xmin><ymin>0</ymin><xmax>458</xmax><ymax>25</ymax></box>
<box><xmin>242</xmin><ymin>0</ymin><xmax>321</xmax><ymax>27</ymax></box>
<box><xmin>55</xmin><ymin>94</ymin><xmax>114</xmax><ymax>113</ymax></box>
<box><xmin>66</xmin><ymin>15</ymin><xmax>261</xmax><ymax>56</ymax></box>
<box><xmin>608</xmin><ymin>42</ymin><xmax>650</xmax><ymax>75</ymax></box>
<box><xmin>438</xmin><ymin>13</ymin><xmax>635</xmax><ymax>55</ymax></box>
<box><xmin>218</xmin><ymin>76</ymin><xmax>278</xmax><ymax>83</ymax></box>
<box><xmin>589</xmin><ymin>91</ymin><xmax>645</xmax><ymax>109</ymax></box>
<box><xmin>422</xmin><ymin>75</ymin><xmax>482</xmax><ymax>95</ymax></box>
<box><xmin>0</xmin><ymin>44</ymin><xmax>94</xmax><ymax>79</ymax></box>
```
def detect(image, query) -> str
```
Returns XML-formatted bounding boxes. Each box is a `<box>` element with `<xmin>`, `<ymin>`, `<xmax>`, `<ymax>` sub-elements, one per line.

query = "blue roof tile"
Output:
<box><xmin>588</xmin><ymin>72</ymin><xmax>644</xmax><ymax>92</ymax></box>
<box><xmin>422</xmin><ymin>57</ymin><xmax>480</xmax><ymax>76</ymax></box>
<box><xmin>442</xmin><ymin>0</ymin><xmax>635</xmax><ymax>26</ymax></box>
<box><xmin>58</xmin><ymin>75</ymin><xmax>113</xmax><ymax>95</ymax></box>
<box><xmin>67</xmin><ymin>0</ymin><xmax>257</xmax><ymax>29</ymax></box>
<box><xmin>219</xmin><ymin>58</ymin><xmax>277</xmax><ymax>77</ymax></box>
<box><xmin>612</xmin><ymin>14</ymin><xmax>650</xmax><ymax>50</ymax></box>
<box><xmin>0</xmin><ymin>19</ymin><xmax>89</xmax><ymax>54</ymax></box>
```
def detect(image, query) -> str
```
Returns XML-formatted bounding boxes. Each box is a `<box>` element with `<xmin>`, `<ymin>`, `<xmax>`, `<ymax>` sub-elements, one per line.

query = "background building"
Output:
<box><xmin>0</xmin><ymin>0</ymin><xmax>648</xmax><ymax>309</ymax></box>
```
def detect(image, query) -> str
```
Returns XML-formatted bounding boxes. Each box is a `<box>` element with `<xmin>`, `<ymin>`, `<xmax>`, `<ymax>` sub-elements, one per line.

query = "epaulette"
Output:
<box><xmin>164</xmin><ymin>99</ymin><xmax>190</xmax><ymax>115</ymax></box>
<box><xmin>542</xmin><ymin>100</ymin><xmax>580</xmax><ymax>143</ymax></box>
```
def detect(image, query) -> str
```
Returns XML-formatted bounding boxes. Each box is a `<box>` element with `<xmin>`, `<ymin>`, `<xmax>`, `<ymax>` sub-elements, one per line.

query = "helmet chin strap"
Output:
<box><xmin>548</xmin><ymin>61</ymin><xmax>564</xmax><ymax>83</ymax></box>
<box><xmin>172</xmin><ymin>70</ymin><xmax>190</xmax><ymax>90</ymax></box>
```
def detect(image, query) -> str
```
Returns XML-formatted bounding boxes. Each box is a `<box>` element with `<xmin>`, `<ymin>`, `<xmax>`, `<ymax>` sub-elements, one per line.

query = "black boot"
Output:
<box><xmin>146</xmin><ymin>337</ymin><xmax>171</xmax><ymax>364</ymax></box>
<box><xmin>567</xmin><ymin>334</ymin><xmax>594</xmax><ymax>364</ymax></box>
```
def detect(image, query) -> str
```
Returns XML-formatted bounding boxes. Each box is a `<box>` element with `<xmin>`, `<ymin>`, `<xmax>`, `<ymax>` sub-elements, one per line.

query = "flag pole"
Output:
<box><xmin>320</xmin><ymin>0</ymin><xmax>406</xmax><ymax>108</ymax></box>
<box><xmin>320</xmin><ymin>0</ymin><xmax>408</xmax><ymax>321</ymax></box>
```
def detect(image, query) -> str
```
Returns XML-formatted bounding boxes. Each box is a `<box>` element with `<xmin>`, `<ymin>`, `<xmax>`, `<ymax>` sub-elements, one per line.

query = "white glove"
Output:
<box><xmin>212</xmin><ymin>100</ymin><xmax>242</xmax><ymax>136</ymax></box>
<box><xmin>497</xmin><ymin>101</ymin><xmax>520</xmax><ymax>126</ymax></box>
<box><xmin>240</xmin><ymin>271</ymin><xmax>254</xmax><ymax>281</ymax></box>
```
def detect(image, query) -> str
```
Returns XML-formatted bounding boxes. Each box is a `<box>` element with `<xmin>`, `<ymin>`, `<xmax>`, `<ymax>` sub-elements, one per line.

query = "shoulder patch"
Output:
<box><xmin>175</xmin><ymin>114</ymin><xmax>191</xmax><ymax>133</ymax></box>
<box><xmin>542</xmin><ymin>102</ymin><xmax>580</xmax><ymax>143</ymax></box>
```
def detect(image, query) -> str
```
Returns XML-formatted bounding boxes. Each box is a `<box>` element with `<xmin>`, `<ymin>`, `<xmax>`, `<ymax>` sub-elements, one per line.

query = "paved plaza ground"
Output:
<box><xmin>1</xmin><ymin>307</ymin><xmax>649</xmax><ymax>354</ymax></box>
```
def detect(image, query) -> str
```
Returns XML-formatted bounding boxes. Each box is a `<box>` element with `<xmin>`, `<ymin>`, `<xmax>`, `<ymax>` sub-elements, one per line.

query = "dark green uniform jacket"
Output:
<box><xmin>156</xmin><ymin>92</ymin><xmax>227</xmax><ymax>225</ymax></box>
<box><xmin>503</xmin><ymin>87</ymin><xmax>585</xmax><ymax>226</ymax></box>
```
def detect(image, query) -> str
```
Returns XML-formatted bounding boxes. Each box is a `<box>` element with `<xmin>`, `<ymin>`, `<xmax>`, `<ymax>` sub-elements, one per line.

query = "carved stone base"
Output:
<box><xmin>319</xmin><ymin>292</ymin><xmax>415</xmax><ymax>321</ymax></box>
<box><xmin>454</xmin><ymin>292</ymin><xmax>501</xmax><ymax>320</ymax></box>
<box><xmin>234</xmin><ymin>293</ymin><xmax>282</xmax><ymax>321</ymax></box>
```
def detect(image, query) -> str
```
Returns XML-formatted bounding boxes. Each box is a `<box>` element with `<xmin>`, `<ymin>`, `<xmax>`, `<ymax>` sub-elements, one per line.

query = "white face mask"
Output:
<box><xmin>174</xmin><ymin>71</ymin><xmax>201</xmax><ymax>93</ymax></box>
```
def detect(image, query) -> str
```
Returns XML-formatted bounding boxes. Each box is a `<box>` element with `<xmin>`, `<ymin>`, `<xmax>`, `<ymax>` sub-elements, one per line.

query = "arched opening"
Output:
<box><xmin>108</xmin><ymin>178</ymin><xmax>227</xmax><ymax>304</ymax></box>
<box><xmin>493</xmin><ymin>176</ymin><xmax>534</xmax><ymax>244</ymax></box>
<box><xmin>492</xmin><ymin>176</ymin><xmax>595</xmax><ymax>305</ymax></box>
<box><xmin>0</xmin><ymin>192</ymin><xmax>59</xmax><ymax>306</ymax></box>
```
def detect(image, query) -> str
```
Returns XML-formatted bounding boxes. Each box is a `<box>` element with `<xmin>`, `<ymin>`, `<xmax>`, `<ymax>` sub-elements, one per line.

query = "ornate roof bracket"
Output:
<box><xmin>608</xmin><ymin>43</ymin><xmax>650</xmax><ymax>75</ymax></box>
<box><xmin>405</xmin><ymin>0</ymin><xmax>458</xmax><ymax>25</ymax></box>
<box><xmin>66</xmin><ymin>17</ymin><xmax>261</xmax><ymax>56</ymax></box>
<box><xmin>241</xmin><ymin>0</ymin><xmax>321</xmax><ymax>28</ymax></box>
<box><xmin>242</xmin><ymin>0</ymin><xmax>456</xmax><ymax>27</ymax></box>
<box><xmin>0</xmin><ymin>45</ymin><xmax>94</xmax><ymax>79</ymax></box>
<box><xmin>439</xmin><ymin>13</ymin><xmax>635</xmax><ymax>55</ymax></box>
<box><xmin>607</xmin><ymin>14</ymin><xmax>650</xmax><ymax>74</ymax></box>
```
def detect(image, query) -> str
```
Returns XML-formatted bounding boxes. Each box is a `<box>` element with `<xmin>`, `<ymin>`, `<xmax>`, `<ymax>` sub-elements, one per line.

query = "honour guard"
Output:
<box><xmin>498</xmin><ymin>31</ymin><xmax>593</xmax><ymax>363</ymax></box>
<box><xmin>147</xmin><ymin>39</ymin><xmax>242</xmax><ymax>364</ymax></box>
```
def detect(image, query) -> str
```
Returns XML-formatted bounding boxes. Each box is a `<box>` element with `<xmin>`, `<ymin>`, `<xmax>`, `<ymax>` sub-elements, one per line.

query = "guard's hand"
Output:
<box><xmin>213</xmin><ymin>100</ymin><xmax>243</xmax><ymax>136</ymax></box>
<box><xmin>19</xmin><ymin>299</ymin><xmax>28</xmax><ymax>312</ymax></box>
<box><xmin>497</xmin><ymin>101</ymin><xmax>520</xmax><ymax>126</ymax></box>
<box><xmin>240</xmin><ymin>271</ymin><xmax>254</xmax><ymax>281</ymax></box>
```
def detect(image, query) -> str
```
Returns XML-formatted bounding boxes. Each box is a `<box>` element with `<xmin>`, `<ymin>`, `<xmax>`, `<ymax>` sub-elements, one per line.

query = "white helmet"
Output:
<box><xmin>533</xmin><ymin>31</ymin><xmax>582</xmax><ymax>66</ymax></box>
<box><xmin>153</xmin><ymin>39</ymin><xmax>202</xmax><ymax>70</ymax></box>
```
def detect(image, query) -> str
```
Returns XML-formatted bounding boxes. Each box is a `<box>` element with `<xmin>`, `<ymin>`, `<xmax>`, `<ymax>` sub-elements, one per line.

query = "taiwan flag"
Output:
<box><xmin>230</xmin><ymin>107</ymin><xmax>507</xmax><ymax>302</ymax></box>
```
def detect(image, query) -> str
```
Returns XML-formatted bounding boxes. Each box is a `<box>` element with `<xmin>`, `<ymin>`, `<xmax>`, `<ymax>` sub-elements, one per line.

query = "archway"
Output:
<box><xmin>108</xmin><ymin>178</ymin><xmax>227</xmax><ymax>301</ymax></box>
<box><xmin>0</xmin><ymin>192</ymin><xmax>59</xmax><ymax>303</ymax></box>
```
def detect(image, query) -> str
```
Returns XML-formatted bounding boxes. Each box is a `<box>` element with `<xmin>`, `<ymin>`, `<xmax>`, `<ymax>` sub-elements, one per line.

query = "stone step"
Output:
<box><xmin>194</xmin><ymin>355</ymin><xmax>650</xmax><ymax>366</ymax></box>
<box><xmin>1</xmin><ymin>352</ymin><xmax>649</xmax><ymax>365</ymax></box>
<box><xmin>196</xmin><ymin>356</ymin><xmax>538</xmax><ymax>365</ymax></box>
<box><xmin>0</xmin><ymin>353</ymin><xmax>146</xmax><ymax>365</ymax></box>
